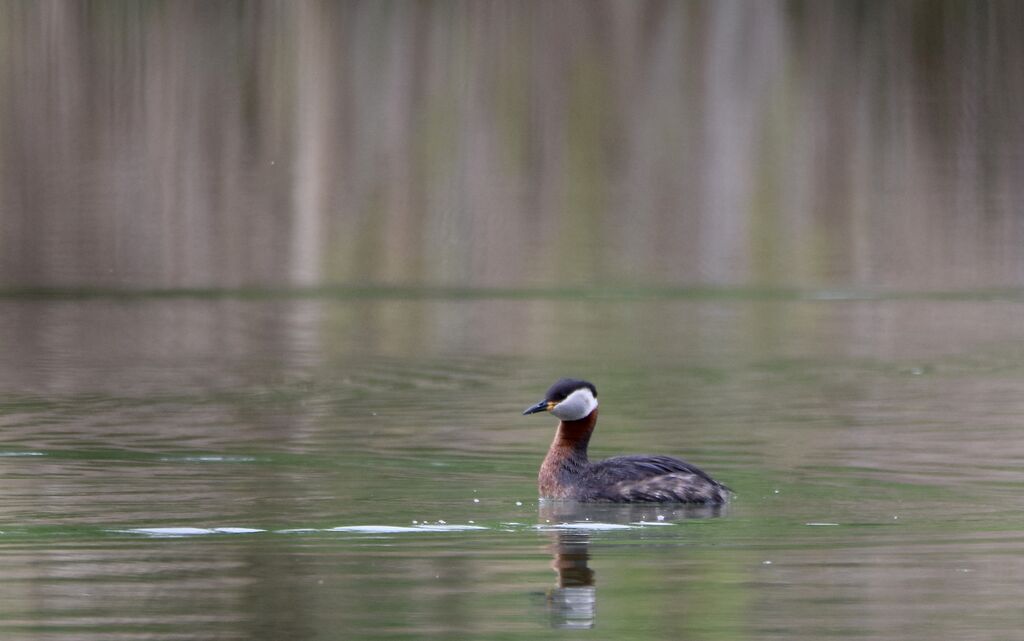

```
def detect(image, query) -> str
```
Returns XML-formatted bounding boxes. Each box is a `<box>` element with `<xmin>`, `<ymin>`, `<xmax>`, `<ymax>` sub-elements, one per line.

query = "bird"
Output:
<box><xmin>523</xmin><ymin>378</ymin><xmax>730</xmax><ymax>504</ymax></box>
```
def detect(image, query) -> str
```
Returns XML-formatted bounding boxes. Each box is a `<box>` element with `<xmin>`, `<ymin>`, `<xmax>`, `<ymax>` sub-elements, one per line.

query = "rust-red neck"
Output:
<box><xmin>553</xmin><ymin>408</ymin><xmax>598</xmax><ymax>454</ymax></box>
<box><xmin>539</xmin><ymin>409</ymin><xmax>599</xmax><ymax>498</ymax></box>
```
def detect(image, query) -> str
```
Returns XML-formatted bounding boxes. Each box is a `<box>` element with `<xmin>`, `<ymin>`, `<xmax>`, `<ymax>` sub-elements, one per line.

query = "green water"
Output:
<box><xmin>3</xmin><ymin>2</ymin><xmax>1023</xmax><ymax>638</ymax></box>
<box><xmin>1</xmin><ymin>290</ymin><xmax>1023</xmax><ymax>640</ymax></box>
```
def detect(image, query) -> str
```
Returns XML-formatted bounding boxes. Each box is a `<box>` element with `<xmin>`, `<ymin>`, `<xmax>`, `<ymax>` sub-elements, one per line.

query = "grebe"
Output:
<box><xmin>523</xmin><ymin>378</ymin><xmax>729</xmax><ymax>504</ymax></box>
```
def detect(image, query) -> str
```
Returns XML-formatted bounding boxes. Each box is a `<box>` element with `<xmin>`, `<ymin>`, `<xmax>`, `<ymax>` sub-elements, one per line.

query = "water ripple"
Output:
<box><xmin>114</xmin><ymin>521</ymin><xmax>667</xmax><ymax>537</ymax></box>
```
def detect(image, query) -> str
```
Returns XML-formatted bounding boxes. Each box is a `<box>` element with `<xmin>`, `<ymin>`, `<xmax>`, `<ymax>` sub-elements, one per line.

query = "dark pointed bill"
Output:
<box><xmin>522</xmin><ymin>400</ymin><xmax>549</xmax><ymax>415</ymax></box>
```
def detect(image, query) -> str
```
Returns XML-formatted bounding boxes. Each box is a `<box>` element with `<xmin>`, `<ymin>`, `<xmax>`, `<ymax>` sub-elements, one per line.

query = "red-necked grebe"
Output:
<box><xmin>523</xmin><ymin>378</ymin><xmax>730</xmax><ymax>504</ymax></box>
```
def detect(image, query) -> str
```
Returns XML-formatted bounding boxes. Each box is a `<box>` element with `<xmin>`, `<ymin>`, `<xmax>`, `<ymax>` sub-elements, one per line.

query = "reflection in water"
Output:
<box><xmin>540</xmin><ymin>501</ymin><xmax>725</xmax><ymax>629</ymax></box>
<box><xmin>2</xmin><ymin>3</ymin><xmax>1023</xmax><ymax>290</ymax></box>
<box><xmin>3</xmin><ymin>294</ymin><xmax>1024</xmax><ymax>639</ymax></box>
<box><xmin>547</xmin><ymin>532</ymin><xmax>596</xmax><ymax>630</ymax></box>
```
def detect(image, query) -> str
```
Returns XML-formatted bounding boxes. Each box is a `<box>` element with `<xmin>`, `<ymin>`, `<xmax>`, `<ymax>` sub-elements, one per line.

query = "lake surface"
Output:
<box><xmin>4</xmin><ymin>2</ymin><xmax>1024</xmax><ymax>292</ymax></box>
<box><xmin>3</xmin><ymin>2</ymin><xmax>1024</xmax><ymax>639</ymax></box>
<box><xmin>2</xmin><ymin>289</ymin><xmax>1023</xmax><ymax>640</ymax></box>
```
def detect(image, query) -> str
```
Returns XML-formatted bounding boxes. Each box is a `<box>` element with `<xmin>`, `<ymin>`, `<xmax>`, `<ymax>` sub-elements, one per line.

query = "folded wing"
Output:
<box><xmin>588</xmin><ymin>455</ymin><xmax>730</xmax><ymax>503</ymax></box>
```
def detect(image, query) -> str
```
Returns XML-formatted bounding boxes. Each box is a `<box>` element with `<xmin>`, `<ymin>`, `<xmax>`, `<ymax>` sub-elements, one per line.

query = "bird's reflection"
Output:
<box><xmin>540</xmin><ymin>501</ymin><xmax>724</xmax><ymax>629</ymax></box>
<box><xmin>546</xmin><ymin>530</ymin><xmax>596</xmax><ymax>629</ymax></box>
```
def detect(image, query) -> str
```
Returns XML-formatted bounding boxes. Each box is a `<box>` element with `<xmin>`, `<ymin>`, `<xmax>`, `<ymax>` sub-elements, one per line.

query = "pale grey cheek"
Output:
<box><xmin>551</xmin><ymin>401</ymin><xmax>580</xmax><ymax>420</ymax></box>
<box><xmin>551</xmin><ymin>393</ymin><xmax>597</xmax><ymax>421</ymax></box>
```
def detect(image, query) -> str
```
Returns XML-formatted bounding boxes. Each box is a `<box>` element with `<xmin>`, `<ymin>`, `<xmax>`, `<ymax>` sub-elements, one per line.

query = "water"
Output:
<box><xmin>1</xmin><ymin>291</ymin><xmax>1023</xmax><ymax>640</ymax></box>
<box><xmin>3</xmin><ymin>2</ymin><xmax>1024</xmax><ymax>291</ymax></box>
<box><xmin>3</xmin><ymin>2</ymin><xmax>1024</xmax><ymax>638</ymax></box>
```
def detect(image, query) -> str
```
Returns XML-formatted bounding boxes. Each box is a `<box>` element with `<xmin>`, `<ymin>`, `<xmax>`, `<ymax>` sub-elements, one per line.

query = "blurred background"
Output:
<box><xmin>3</xmin><ymin>0</ymin><xmax>1023</xmax><ymax>291</ymax></box>
<box><xmin>4</xmin><ymin>3</ymin><xmax>1024</xmax><ymax>640</ymax></box>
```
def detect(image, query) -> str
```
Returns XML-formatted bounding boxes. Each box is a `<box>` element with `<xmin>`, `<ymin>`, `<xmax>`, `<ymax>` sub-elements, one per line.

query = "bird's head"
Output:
<box><xmin>522</xmin><ymin>378</ymin><xmax>598</xmax><ymax>421</ymax></box>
